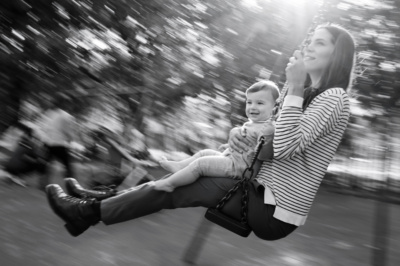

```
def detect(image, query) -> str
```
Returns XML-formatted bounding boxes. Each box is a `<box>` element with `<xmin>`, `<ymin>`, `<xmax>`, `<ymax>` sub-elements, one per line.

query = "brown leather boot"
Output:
<box><xmin>46</xmin><ymin>184</ymin><xmax>100</xmax><ymax>237</ymax></box>
<box><xmin>65</xmin><ymin>178</ymin><xmax>116</xmax><ymax>201</ymax></box>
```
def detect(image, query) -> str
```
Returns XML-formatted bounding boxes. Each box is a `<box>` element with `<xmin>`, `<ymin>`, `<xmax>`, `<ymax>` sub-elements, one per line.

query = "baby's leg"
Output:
<box><xmin>159</xmin><ymin>149</ymin><xmax>222</xmax><ymax>173</ymax></box>
<box><xmin>154</xmin><ymin>155</ymin><xmax>235</xmax><ymax>192</ymax></box>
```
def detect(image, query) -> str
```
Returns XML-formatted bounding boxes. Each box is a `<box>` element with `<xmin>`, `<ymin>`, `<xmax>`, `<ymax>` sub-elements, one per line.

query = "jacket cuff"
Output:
<box><xmin>283</xmin><ymin>95</ymin><xmax>303</xmax><ymax>108</ymax></box>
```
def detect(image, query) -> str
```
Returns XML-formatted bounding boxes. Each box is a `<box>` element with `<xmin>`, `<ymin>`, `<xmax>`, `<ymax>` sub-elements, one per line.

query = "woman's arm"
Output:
<box><xmin>274</xmin><ymin>89</ymin><xmax>346</xmax><ymax>160</ymax></box>
<box><xmin>274</xmin><ymin>50</ymin><xmax>347</xmax><ymax>159</ymax></box>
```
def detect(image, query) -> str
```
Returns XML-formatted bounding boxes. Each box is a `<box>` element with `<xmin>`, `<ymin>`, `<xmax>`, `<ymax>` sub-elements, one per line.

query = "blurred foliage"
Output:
<box><xmin>0</xmin><ymin>0</ymin><xmax>399</xmax><ymax>140</ymax></box>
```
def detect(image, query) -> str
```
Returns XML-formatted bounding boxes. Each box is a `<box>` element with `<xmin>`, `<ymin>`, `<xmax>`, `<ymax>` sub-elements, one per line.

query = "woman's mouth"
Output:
<box><xmin>304</xmin><ymin>56</ymin><xmax>315</xmax><ymax>61</ymax></box>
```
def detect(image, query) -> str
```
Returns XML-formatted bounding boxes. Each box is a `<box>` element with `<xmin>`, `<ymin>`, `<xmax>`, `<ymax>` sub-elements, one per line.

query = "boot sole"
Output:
<box><xmin>65</xmin><ymin>178</ymin><xmax>115</xmax><ymax>201</ymax></box>
<box><xmin>45</xmin><ymin>186</ymin><xmax>85</xmax><ymax>237</ymax></box>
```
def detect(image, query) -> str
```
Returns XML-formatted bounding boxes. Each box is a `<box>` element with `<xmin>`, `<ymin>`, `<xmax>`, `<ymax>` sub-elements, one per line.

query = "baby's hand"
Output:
<box><xmin>240</xmin><ymin>127</ymin><xmax>247</xmax><ymax>137</ymax></box>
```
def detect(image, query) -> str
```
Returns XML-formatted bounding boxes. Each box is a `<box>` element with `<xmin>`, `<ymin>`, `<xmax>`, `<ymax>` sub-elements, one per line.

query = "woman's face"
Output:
<box><xmin>303</xmin><ymin>28</ymin><xmax>335</xmax><ymax>75</ymax></box>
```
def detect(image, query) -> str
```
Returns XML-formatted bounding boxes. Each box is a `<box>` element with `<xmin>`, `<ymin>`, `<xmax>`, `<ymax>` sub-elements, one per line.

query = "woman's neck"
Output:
<box><xmin>309</xmin><ymin>72</ymin><xmax>322</xmax><ymax>89</ymax></box>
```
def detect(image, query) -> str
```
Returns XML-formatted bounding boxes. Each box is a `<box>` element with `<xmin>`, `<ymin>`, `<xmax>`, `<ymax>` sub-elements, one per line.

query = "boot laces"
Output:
<box><xmin>64</xmin><ymin>194</ymin><xmax>93</xmax><ymax>205</ymax></box>
<box><xmin>79</xmin><ymin>185</ymin><xmax>116</xmax><ymax>200</ymax></box>
<box><xmin>92</xmin><ymin>185</ymin><xmax>117</xmax><ymax>194</ymax></box>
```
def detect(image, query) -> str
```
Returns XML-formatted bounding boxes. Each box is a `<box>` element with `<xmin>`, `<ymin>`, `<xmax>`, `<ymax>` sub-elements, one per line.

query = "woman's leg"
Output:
<box><xmin>102</xmin><ymin>177</ymin><xmax>298</xmax><ymax>241</ymax></box>
<box><xmin>159</xmin><ymin>149</ymin><xmax>222</xmax><ymax>173</ymax></box>
<box><xmin>47</xmin><ymin>174</ymin><xmax>296</xmax><ymax>239</ymax></box>
<box><xmin>154</xmin><ymin>155</ymin><xmax>235</xmax><ymax>192</ymax></box>
<box><xmin>46</xmin><ymin>175</ymin><xmax>237</xmax><ymax>236</ymax></box>
<box><xmin>101</xmin><ymin>176</ymin><xmax>237</xmax><ymax>225</ymax></box>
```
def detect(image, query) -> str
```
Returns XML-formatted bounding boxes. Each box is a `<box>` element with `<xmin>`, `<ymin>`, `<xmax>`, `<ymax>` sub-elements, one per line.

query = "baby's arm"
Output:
<box><xmin>258</xmin><ymin>120</ymin><xmax>275</xmax><ymax>139</ymax></box>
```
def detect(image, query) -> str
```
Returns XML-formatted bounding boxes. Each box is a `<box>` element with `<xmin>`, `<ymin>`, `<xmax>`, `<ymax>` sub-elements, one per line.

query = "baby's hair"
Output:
<box><xmin>246</xmin><ymin>80</ymin><xmax>280</xmax><ymax>102</ymax></box>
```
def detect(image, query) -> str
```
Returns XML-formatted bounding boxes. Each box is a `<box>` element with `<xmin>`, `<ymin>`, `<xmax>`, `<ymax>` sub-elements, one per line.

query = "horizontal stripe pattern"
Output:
<box><xmin>256</xmin><ymin>88</ymin><xmax>350</xmax><ymax>226</ymax></box>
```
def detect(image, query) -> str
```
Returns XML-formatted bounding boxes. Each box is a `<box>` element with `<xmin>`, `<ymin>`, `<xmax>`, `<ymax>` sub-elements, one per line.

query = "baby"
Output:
<box><xmin>156</xmin><ymin>80</ymin><xmax>279</xmax><ymax>192</ymax></box>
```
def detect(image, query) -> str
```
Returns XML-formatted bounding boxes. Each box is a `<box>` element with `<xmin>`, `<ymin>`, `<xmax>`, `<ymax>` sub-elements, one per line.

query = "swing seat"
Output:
<box><xmin>205</xmin><ymin>208</ymin><xmax>251</xmax><ymax>237</ymax></box>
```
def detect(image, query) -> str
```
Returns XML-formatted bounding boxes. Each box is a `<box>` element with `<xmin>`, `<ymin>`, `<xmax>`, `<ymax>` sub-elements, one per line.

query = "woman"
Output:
<box><xmin>46</xmin><ymin>23</ymin><xmax>355</xmax><ymax>240</ymax></box>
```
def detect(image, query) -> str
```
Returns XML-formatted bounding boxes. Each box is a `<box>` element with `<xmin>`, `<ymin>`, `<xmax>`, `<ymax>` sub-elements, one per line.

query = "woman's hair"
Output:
<box><xmin>314</xmin><ymin>23</ymin><xmax>356</xmax><ymax>91</ymax></box>
<box><xmin>246</xmin><ymin>80</ymin><xmax>280</xmax><ymax>102</ymax></box>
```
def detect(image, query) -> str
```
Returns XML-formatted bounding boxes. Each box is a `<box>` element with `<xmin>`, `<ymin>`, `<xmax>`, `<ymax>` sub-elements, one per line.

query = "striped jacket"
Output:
<box><xmin>256</xmin><ymin>87</ymin><xmax>350</xmax><ymax>226</ymax></box>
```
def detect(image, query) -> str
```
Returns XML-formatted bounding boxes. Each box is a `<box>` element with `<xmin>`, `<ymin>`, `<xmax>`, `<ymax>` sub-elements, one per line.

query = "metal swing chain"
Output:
<box><xmin>239</xmin><ymin>136</ymin><xmax>267</xmax><ymax>224</ymax></box>
<box><xmin>215</xmin><ymin>136</ymin><xmax>266</xmax><ymax>224</ymax></box>
<box><xmin>212</xmin><ymin>0</ymin><xmax>331</xmax><ymax>226</ymax></box>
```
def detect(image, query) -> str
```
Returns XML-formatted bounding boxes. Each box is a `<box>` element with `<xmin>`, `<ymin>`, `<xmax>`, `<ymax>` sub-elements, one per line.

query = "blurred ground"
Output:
<box><xmin>0</xmin><ymin>163</ymin><xmax>400</xmax><ymax>266</ymax></box>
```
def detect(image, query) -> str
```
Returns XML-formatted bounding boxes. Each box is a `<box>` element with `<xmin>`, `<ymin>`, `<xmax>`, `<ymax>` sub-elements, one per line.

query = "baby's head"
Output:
<box><xmin>245</xmin><ymin>80</ymin><xmax>280</xmax><ymax>122</ymax></box>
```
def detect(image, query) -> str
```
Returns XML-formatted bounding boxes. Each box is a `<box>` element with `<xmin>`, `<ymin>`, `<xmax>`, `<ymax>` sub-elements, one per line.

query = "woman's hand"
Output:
<box><xmin>285</xmin><ymin>50</ymin><xmax>307</xmax><ymax>97</ymax></box>
<box><xmin>228</xmin><ymin>127</ymin><xmax>254</xmax><ymax>154</ymax></box>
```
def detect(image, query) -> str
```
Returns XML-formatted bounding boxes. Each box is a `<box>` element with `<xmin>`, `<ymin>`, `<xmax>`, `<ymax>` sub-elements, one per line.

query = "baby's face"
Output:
<box><xmin>245</xmin><ymin>90</ymin><xmax>274</xmax><ymax>122</ymax></box>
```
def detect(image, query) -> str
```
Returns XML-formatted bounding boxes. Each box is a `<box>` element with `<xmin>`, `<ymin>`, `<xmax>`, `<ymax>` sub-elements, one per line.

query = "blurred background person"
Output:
<box><xmin>1</xmin><ymin>121</ymin><xmax>46</xmax><ymax>187</ymax></box>
<box><xmin>37</xmin><ymin>94</ymin><xmax>77</xmax><ymax>190</ymax></box>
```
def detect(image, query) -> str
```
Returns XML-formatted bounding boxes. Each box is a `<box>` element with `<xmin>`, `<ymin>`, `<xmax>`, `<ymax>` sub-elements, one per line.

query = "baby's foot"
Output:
<box><xmin>153</xmin><ymin>179</ymin><xmax>175</xmax><ymax>192</ymax></box>
<box><xmin>159</xmin><ymin>157</ymin><xmax>182</xmax><ymax>173</ymax></box>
